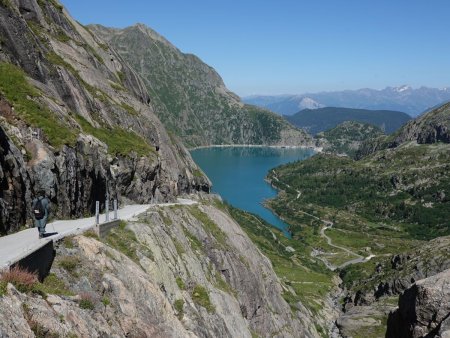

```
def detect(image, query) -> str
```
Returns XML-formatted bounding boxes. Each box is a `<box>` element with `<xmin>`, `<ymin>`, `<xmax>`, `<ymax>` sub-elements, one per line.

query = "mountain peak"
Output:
<box><xmin>394</xmin><ymin>85</ymin><xmax>412</xmax><ymax>93</ymax></box>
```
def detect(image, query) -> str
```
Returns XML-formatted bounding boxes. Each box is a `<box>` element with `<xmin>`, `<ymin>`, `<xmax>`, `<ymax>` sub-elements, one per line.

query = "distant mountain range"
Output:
<box><xmin>285</xmin><ymin>107</ymin><xmax>412</xmax><ymax>135</ymax></box>
<box><xmin>243</xmin><ymin>86</ymin><xmax>450</xmax><ymax>117</ymax></box>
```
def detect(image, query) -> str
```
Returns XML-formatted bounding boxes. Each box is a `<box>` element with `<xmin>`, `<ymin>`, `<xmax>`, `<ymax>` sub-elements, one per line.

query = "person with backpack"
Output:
<box><xmin>32</xmin><ymin>190</ymin><xmax>50</xmax><ymax>239</ymax></box>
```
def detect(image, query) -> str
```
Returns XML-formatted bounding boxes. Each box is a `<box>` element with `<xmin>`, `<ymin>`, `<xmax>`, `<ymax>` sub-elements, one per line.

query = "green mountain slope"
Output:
<box><xmin>285</xmin><ymin>107</ymin><xmax>411</xmax><ymax>135</ymax></box>
<box><xmin>89</xmin><ymin>24</ymin><xmax>313</xmax><ymax>148</ymax></box>
<box><xmin>317</xmin><ymin>121</ymin><xmax>384</xmax><ymax>157</ymax></box>
<box><xmin>265</xmin><ymin>102</ymin><xmax>450</xmax><ymax>336</ymax></box>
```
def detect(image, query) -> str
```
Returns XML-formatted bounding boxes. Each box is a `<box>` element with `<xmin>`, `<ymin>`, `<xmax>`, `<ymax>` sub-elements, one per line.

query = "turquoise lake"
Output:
<box><xmin>190</xmin><ymin>147</ymin><xmax>315</xmax><ymax>236</ymax></box>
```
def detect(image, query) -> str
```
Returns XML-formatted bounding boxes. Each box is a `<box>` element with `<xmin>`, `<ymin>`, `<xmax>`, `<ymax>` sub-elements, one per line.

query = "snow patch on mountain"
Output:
<box><xmin>297</xmin><ymin>97</ymin><xmax>324</xmax><ymax>110</ymax></box>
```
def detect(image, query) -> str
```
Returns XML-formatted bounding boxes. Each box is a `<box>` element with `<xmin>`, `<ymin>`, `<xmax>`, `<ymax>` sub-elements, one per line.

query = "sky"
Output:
<box><xmin>60</xmin><ymin>0</ymin><xmax>450</xmax><ymax>96</ymax></box>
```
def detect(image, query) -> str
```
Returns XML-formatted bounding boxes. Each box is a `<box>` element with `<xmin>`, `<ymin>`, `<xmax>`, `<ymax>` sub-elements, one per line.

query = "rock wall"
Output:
<box><xmin>0</xmin><ymin>198</ymin><xmax>316</xmax><ymax>337</ymax></box>
<box><xmin>386</xmin><ymin>268</ymin><xmax>450</xmax><ymax>338</ymax></box>
<box><xmin>0</xmin><ymin>0</ymin><xmax>210</xmax><ymax>234</ymax></box>
<box><xmin>357</xmin><ymin>102</ymin><xmax>450</xmax><ymax>158</ymax></box>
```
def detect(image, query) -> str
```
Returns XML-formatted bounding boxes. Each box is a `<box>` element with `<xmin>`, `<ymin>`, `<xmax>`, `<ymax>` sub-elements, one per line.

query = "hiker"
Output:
<box><xmin>32</xmin><ymin>190</ymin><xmax>50</xmax><ymax>239</ymax></box>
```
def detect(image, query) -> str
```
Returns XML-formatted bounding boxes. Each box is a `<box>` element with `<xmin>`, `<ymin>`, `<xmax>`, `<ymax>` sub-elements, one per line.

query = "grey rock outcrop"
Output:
<box><xmin>0</xmin><ymin>0</ymin><xmax>210</xmax><ymax>234</ymax></box>
<box><xmin>357</xmin><ymin>101</ymin><xmax>450</xmax><ymax>158</ymax></box>
<box><xmin>0</xmin><ymin>199</ymin><xmax>316</xmax><ymax>337</ymax></box>
<box><xmin>386</xmin><ymin>268</ymin><xmax>450</xmax><ymax>338</ymax></box>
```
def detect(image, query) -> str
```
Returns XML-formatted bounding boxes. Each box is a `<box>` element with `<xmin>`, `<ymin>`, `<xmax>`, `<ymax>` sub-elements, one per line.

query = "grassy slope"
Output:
<box><xmin>268</xmin><ymin>143</ymin><xmax>450</xmax><ymax>241</ymax></box>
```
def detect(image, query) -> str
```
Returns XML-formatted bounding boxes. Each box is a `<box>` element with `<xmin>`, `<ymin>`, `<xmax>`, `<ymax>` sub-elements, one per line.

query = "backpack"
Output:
<box><xmin>33</xmin><ymin>198</ymin><xmax>45</xmax><ymax>220</ymax></box>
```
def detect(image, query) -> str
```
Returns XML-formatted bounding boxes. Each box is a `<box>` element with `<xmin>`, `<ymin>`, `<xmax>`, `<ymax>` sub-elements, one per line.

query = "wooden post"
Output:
<box><xmin>114</xmin><ymin>199</ymin><xmax>118</xmax><ymax>220</ymax></box>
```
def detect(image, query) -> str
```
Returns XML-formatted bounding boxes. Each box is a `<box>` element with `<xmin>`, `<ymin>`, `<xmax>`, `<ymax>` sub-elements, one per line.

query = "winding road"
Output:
<box><xmin>270</xmin><ymin>170</ymin><xmax>375</xmax><ymax>270</ymax></box>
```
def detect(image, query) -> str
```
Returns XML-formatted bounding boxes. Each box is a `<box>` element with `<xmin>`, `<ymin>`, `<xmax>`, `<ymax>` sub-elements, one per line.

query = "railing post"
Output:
<box><xmin>95</xmin><ymin>201</ymin><xmax>100</xmax><ymax>225</ymax></box>
<box><xmin>105</xmin><ymin>199</ymin><xmax>110</xmax><ymax>222</ymax></box>
<box><xmin>114</xmin><ymin>199</ymin><xmax>118</xmax><ymax>220</ymax></box>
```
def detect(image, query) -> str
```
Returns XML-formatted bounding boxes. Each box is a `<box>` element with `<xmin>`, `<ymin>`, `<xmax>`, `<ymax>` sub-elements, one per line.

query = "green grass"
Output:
<box><xmin>58</xmin><ymin>256</ymin><xmax>80</xmax><ymax>275</ymax></box>
<box><xmin>176</xmin><ymin>277</ymin><xmax>186</xmax><ymax>290</ymax></box>
<box><xmin>62</xmin><ymin>236</ymin><xmax>75</xmax><ymax>249</ymax></box>
<box><xmin>0</xmin><ymin>281</ymin><xmax>7</xmax><ymax>296</ymax></box>
<box><xmin>32</xmin><ymin>273</ymin><xmax>74</xmax><ymax>297</ymax></box>
<box><xmin>75</xmin><ymin>115</ymin><xmax>155</xmax><ymax>157</ymax></box>
<box><xmin>173</xmin><ymin>238</ymin><xmax>185</xmax><ymax>255</ymax></box>
<box><xmin>110</xmin><ymin>82</ymin><xmax>125</xmax><ymax>91</ymax></box>
<box><xmin>98</xmin><ymin>43</ymin><xmax>109</xmax><ymax>51</ymax></box>
<box><xmin>192</xmin><ymin>285</ymin><xmax>214</xmax><ymax>313</ymax></box>
<box><xmin>214</xmin><ymin>270</ymin><xmax>234</xmax><ymax>295</ymax></box>
<box><xmin>189</xmin><ymin>206</ymin><xmax>229</xmax><ymax>249</ymax></box>
<box><xmin>49</xmin><ymin>0</ymin><xmax>63</xmax><ymax>11</ymax></box>
<box><xmin>104</xmin><ymin>222</ymin><xmax>139</xmax><ymax>263</ymax></box>
<box><xmin>82</xmin><ymin>229</ymin><xmax>99</xmax><ymax>240</ymax></box>
<box><xmin>174</xmin><ymin>299</ymin><xmax>184</xmax><ymax>318</ymax></box>
<box><xmin>101</xmin><ymin>296</ymin><xmax>110</xmax><ymax>307</ymax></box>
<box><xmin>79</xmin><ymin>299</ymin><xmax>94</xmax><ymax>310</ymax></box>
<box><xmin>0</xmin><ymin>62</ymin><xmax>77</xmax><ymax>148</ymax></box>
<box><xmin>120</xmin><ymin>102</ymin><xmax>139</xmax><ymax>116</ymax></box>
<box><xmin>54</xmin><ymin>30</ymin><xmax>70</xmax><ymax>43</ymax></box>
<box><xmin>193</xmin><ymin>169</ymin><xmax>204</xmax><ymax>178</ymax></box>
<box><xmin>116</xmin><ymin>71</ymin><xmax>126</xmax><ymax>85</ymax></box>
<box><xmin>158</xmin><ymin>210</ymin><xmax>173</xmax><ymax>226</ymax></box>
<box><xmin>182</xmin><ymin>227</ymin><xmax>203</xmax><ymax>252</ymax></box>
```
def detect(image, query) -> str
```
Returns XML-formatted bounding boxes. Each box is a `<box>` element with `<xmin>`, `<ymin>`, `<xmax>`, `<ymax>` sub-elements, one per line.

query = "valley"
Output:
<box><xmin>0</xmin><ymin>0</ymin><xmax>449</xmax><ymax>337</ymax></box>
<box><xmin>262</xmin><ymin>103</ymin><xmax>450</xmax><ymax>336</ymax></box>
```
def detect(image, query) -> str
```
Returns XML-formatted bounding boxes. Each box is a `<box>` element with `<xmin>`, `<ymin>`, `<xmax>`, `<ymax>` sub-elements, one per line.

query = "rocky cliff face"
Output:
<box><xmin>0</xmin><ymin>0</ymin><xmax>210</xmax><ymax>234</ymax></box>
<box><xmin>386</xmin><ymin>268</ymin><xmax>450</xmax><ymax>338</ymax></box>
<box><xmin>0</xmin><ymin>198</ymin><xmax>317</xmax><ymax>337</ymax></box>
<box><xmin>357</xmin><ymin>102</ymin><xmax>450</xmax><ymax>158</ymax></box>
<box><xmin>389</xmin><ymin>101</ymin><xmax>450</xmax><ymax>145</ymax></box>
<box><xmin>88</xmin><ymin>24</ymin><xmax>314</xmax><ymax>148</ymax></box>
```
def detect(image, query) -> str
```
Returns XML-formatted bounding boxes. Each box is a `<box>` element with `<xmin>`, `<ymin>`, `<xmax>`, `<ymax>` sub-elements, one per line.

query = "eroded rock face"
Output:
<box><xmin>0</xmin><ymin>0</ymin><xmax>210</xmax><ymax>234</ymax></box>
<box><xmin>0</xmin><ymin>199</ymin><xmax>316</xmax><ymax>337</ymax></box>
<box><xmin>386</xmin><ymin>268</ymin><xmax>450</xmax><ymax>338</ymax></box>
<box><xmin>357</xmin><ymin>102</ymin><xmax>450</xmax><ymax>158</ymax></box>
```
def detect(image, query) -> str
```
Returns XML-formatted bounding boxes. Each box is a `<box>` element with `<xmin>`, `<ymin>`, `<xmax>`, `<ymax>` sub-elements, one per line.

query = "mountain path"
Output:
<box><xmin>0</xmin><ymin>198</ymin><xmax>197</xmax><ymax>269</ymax></box>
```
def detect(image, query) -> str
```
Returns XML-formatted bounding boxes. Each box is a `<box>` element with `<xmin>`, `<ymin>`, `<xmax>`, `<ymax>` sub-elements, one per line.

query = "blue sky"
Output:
<box><xmin>61</xmin><ymin>0</ymin><xmax>450</xmax><ymax>96</ymax></box>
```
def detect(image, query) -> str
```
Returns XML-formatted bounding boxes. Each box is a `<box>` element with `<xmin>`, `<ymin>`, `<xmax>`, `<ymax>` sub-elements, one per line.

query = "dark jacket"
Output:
<box><xmin>32</xmin><ymin>196</ymin><xmax>50</xmax><ymax>220</ymax></box>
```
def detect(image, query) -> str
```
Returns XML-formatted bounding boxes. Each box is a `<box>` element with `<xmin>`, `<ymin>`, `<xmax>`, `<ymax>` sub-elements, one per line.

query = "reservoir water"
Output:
<box><xmin>190</xmin><ymin>147</ymin><xmax>315</xmax><ymax>235</ymax></box>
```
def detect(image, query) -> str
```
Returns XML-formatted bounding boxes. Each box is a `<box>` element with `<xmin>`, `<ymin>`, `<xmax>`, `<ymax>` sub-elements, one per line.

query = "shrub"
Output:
<box><xmin>0</xmin><ymin>266</ymin><xmax>38</xmax><ymax>293</ymax></box>
<box><xmin>58</xmin><ymin>256</ymin><xmax>80</xmax><ymax>274</ymax></box>
<box><xmin>174</xmin><ymin>299</ymin><xmax>184</xmax><ymax>318</ymax></box>
<box><xmin>63</xmin><ymin>236</ymin><xmax>75</xmax><ymax>249</ymax></box>
<box><xmin>79</xmin><ymin>292</ymin><xmax>95</xmax><ymax>310</ymax></box>
<box><xmin>83</xmin><ymin>229</ymin><xmax>99</xmax><ymax>240</ymax></box>
<box><xmin>192</xmin><ymin>285</ymin><xmax>214</xmax><ymax>313</ymax></box>
<box><xmin>32</xmin><ymin>273</ymin><xmax>73</xmax><ymax>297</ymax></box>
<box><xmin>0</xmin><ymin>280</ymin><xmax>7</xmax><ymax>296</ymax></box>
<box><xmin>176</xmin><ymin>277</ymin><xmax>185</xmax><ymax>290</ymax></box>
<box><xmin>101</xmin><ymin>296</ymin><xmax>110</xmax><ymax>307</ymax></box>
